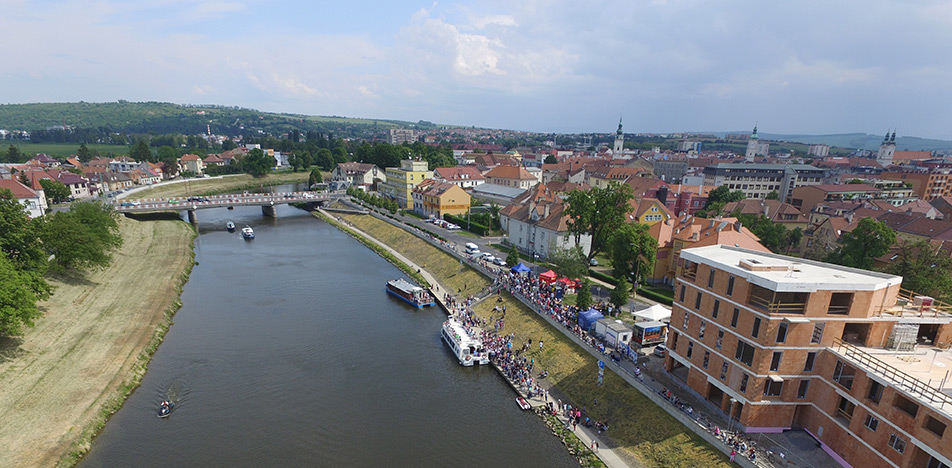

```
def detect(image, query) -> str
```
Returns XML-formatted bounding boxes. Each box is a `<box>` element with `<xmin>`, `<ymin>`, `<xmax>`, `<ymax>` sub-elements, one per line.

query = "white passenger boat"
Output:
<box><xmin>441</xmin><ymin>318</ymin><xmax>489</xmax><ymax>366</ymax></box>
<box><xmin>241</xmin><ymin>226</ymin><xmax>255</xmax><ymax>239</ymax></box>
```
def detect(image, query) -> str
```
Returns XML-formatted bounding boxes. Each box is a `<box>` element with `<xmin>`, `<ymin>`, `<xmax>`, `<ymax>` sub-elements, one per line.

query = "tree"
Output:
<box><xmin>610</xmin><ymin>278</ymin><xmax>630</xmax><ymax>314</ymax></box>
<box><xmin>575</xmin><ymin>279</ymin><xmax>592</xmax><ymax>310</ymax></box>
<box><xmin>607</xmin><ymin>223</ymin><xmax>657</xmax><ymax>287</ymax></box>
<box><xmin>883</xmin><ymin>239</ymin><xmax>952</xmax><ymax>302</ymax></box>
<box><xmin>735</xmin><ymin>213</ymin><xmax>802</xmax><ymax>254</ymax></box>
<box><xmin>77</xmin><ymin>143</ymin><xmax>94</xmax><ymax>162</ymax></box>
<box><xmin>825</xmin><ymin>218</ymin><xmax>896</xmax><ymax>270</ymax></box>
<box><xmin>3</xmin><ymin>145</ymin><xmax>23</xmax><ymax>163</ymax></box>
<box><xmin>765</xmin><ymin>190</ymin><xmax>779</xmax><ymax>200</ymax></box>
<box><xmin>0</xmin><ymin>255</ymin><xmax>44</xmax><ymax>336</ymax></box>
<box><xmin>544</xmin><ymin>155</ymin><xmax>558</xmax><ymax>164</ymax></box>
<box><xmin>697</xmin><ymin>185</ymin><xmax>745</xmax><ymax>217</ymax></box>
<box><xmin>130</xmin><ymin>139</ymin><xmax>152</xmax><ymax>162</ymax></box>
<box><xmin>308</xmin><ymin>168</ymin><xmax>323</xmax><ymax>187</ymax></box>
<box><xmin>564</xmin><ymin>182</ymin><xmax>633</xmax><ymax>259</ymax></box>
<box><xmin>0</xmin><ymin>190</ymin><xmax>52</xmax><ymax>336</ymax></box>
<box><xmin>547</xmin><ymin>244</ymin><xmax>589</xmax><ymax>280</ymax></box>
<box><xmin>506</xmin><ymin>245</ymin><xmax>520</xmax><ymax>267</ymax></box>
<box><xmin>38</xmin><ymin>201</ymin><xmax>122</xmax><ymax>272</ymax></box>
<box><xmin>242</xmin><ymin>148</ymin><xmax>274</xmax><ymax>177</ymax></box>
<box><xmin>39</xmin><ymin>179</ymin><xmax>71</xmax><ymax>205</ymax></box>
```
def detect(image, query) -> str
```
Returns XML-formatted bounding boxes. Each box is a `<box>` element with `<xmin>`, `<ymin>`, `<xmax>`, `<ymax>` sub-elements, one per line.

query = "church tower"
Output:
<box><xmin>876</xmin><ymin>130</ymin><xmax>897</xmax><ymax>167</ymax></box>
<box><xmin>745</xmin><ymin>125</ymin><xmax>761</xmax><ymax>162</ymax></box>
<box><xmin>612</xmin><ymin>118</ymin><xmax>624</xmax><ymax>158</ymax></box>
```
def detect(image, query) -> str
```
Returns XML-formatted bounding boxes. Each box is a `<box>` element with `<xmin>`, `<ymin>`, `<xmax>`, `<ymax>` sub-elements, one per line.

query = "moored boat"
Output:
<box><xmin>386</xmin><ymin>279</ymin><xmax>434</xmax><ymax>307</ymax></box>
<box><xmin>516</xmin><ymin>397</ymin><xmax>531</xmax><ymax>410</ymax></box>
<box><xmin>440</xmin><ymin>318</ymin><xmax>490</xmax><ymax>366</ymax></box>
<box><xmin>241</xmin><ymin>226</ymin><xmax>255</xmax><ymax>239</ymax></box>
<box><xmin>226</xmin><ymin>221</ymin><xmax>236</xmax><ymax>232</ymax></box>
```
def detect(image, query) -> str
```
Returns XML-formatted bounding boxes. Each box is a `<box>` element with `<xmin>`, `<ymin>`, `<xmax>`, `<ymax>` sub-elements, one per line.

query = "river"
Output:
<box><xmin>80</xmin><ymin>204</ymin><xmax>577</xmax><ymax>467</ymax></box>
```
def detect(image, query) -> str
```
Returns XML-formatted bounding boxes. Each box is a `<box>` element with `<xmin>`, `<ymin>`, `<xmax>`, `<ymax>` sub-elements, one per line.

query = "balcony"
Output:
<box><xmin>832</xmin><ymin>339</ymin><xmax>952</xmax><ymax>417</ymax></box>
<box><xmin>879</xmin><ymin>288</ymin><xmax>952</xmax><ymax>319</ymax></box>
<box><xmin>748</xmin><ymin>284</ymin><xmax>807</xmax><ymax>314</ymax></box>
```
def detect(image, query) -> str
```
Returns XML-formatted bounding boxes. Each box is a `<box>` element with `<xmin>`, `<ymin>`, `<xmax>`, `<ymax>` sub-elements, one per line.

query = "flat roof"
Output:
<box><xmin>680</xmin><ymin>245</ymin><xmax>902</xmax><ymax>292</ymax></box>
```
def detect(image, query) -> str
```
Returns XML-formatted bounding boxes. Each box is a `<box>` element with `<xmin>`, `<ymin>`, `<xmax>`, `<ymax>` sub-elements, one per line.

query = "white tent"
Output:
<box><xmin>633</xmin><ymin>303</ymin><xmax>671</xmax><ymax>323</ymax></box>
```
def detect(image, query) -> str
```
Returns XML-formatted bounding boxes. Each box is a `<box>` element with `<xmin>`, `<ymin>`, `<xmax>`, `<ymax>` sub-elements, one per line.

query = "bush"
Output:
<box><xmin>444</xmin><ymin>213</ymin><xmax>489</xmax><ymax>236</ymax></box>
<box><xmin>637</xmin><ymin>287</ymin><xmax>674</xmax><ymax>305</ymax></box>
<box><xmin>588</xmin><ymin>269</ymin><xmax>617</xmax><ymax>286</ymax></box>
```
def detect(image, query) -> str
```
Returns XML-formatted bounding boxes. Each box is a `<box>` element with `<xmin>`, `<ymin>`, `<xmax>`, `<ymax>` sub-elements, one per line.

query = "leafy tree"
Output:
<box><xmin>883</xmin><ymin>239</ymin><xmax>952</xmax><ymax>302</ymax></box>
<box><xmin>39</xmin><ymin>179</ymin><xmax>71</xmax><ymax>205</ymax></box>
<box><xmin>38</xmin><ymin>201</ymin><xmax>122</xmax><ymax>272</ymax></box>
<box><xmin>315</xmin><ymin>148</ymin><xmax>334</xmax><ymax>171</ymax></box>
<box><xmin>130</xmin><ymin>139</ymin><xmax>152</xmax><ymax>162</ymax></box>
<box><xmin>288</xmin><ymin>153</ymin><xmax>303</xmax><ymax>172</ymax></box>
<box><xmin>77</xmin><ymin>143</ymin><xmax>94</xmax><ymax>162</ymax></box>
<box><xmin>765</xmin><ymin>190</ymin><xmax>779</xmax><ymax>200</ymax></box>
<box><xmin>242</xmin><ymin>148</ymin><xmax>274</xmax><ymax>177</ymax></box>
<box><xmin>308</xmin><ymin>168</ymin><xmax>323</xmax><ymax>186</ymax></box>
<box><xmin>544</xmin><ymin>155</ymin><xmax>558</xmax><ymax>164</ymax></box>
<box><xmin>506</xmin><ymin>245</ymin><xmax>520</xmax><ymax>267</ymax></box>
<box><xmin>575</xmin><ymin>279</ymin><xmax>592</xmax><ymax>310</ymax></box>
<box><xmin>847</xmin><ymin>179</ymin><xmax>864</xmax><ymax>184</ymax></box>
<box><xmin>0</xmin><ymin>255</ymin><xmax>44</xmax><ymax>336</ymax></box>
<box><xmin>735</xmin><ymin>213</ymin><xmax>802</xmax><ymax>254</ymax></box>
<box><xmin>564</xmin><ymin>182</ymin><xmax>633</xmax><ymax>259</ymax></box>
<box><xmin>3</xmin><ymin>145</ymin><xmax>23</xmax><ymax>163</ymax></box>
<box><xmin>825</xmin><ymin>218</ymin><xmax>896</xmax><ymax>270</ymax></box>
<box><xmin>697</xmin><ymin>185</ymin><xmax>745</xmax><ymax>217</ymax></box>
<box><xmin>610</xmin><ymin>277</ymin><xmax>630</xmax><ymax>313</ymax></box>
<box><xmin>607</xmin><ymin>223</ymin><xmax>657</xmax><ymax>287</ymax></box>
<box><xmin>221</xmin><ymin>140</ymin><xmax>237</xmax><ymax>151</ymax></box>
<box><xmin>547</xmin><ymin>244</ymin><xmax>589</xmax><ymax>280</ymax></box>
<box><xmin>299</xmin><ymin>151</ymin><xmax>313</xmax><ymax>171</ymax></box>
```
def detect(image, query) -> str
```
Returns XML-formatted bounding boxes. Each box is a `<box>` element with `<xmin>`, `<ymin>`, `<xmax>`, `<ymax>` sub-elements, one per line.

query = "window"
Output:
<box><xmin>695</xmin><ymin>291</ymin><xmax>703</xmax><ymax>310</ymax></box>
<box><xmin>927</xmin><ymin>456</ymin><xmax>951</xmax><ymax>468</ymax></box>
<box><xmin>708</xmin><ymin>269</ymin><xmax>716</xmax><ymax>288</ymax></box>
<box><xmin>867</xmin><ymin>380</ymin><xmax>884</xmax><ymax>403</ymax></box>
<box><xmin>699</xmin><ymin>321</ymin><xmax>706</xmax><ymax>339</ymax></box>
<box><xmin>804</xmin><ymin>352</ymin><xmax>816</xmax><ymax>372</ymax></box>
<box><xmin>682</xmin><ymin>312</ymin><xmax>690</xmax><ymax>330</ymax></box>
<box><xmin>797</xmin><ymin>380</ymin><xmax>809</xmax><ymax>399</ymax></box>
<box><xmin>833</xmin><ymin>361</ymin><xmax>856</xmax><ymax>389</ymax></box>
<box><xmin>721</xmin><ymin>362</ymin><xmax>729</xmax><ymax>380</ymax></box>
<box><xmin>739</xmin><ymin>374</ymin><xmax>749</xmax><ymax>392</ymax></box>
<box><xmin>864</xmin><ymin>414</ymin><xmax>879</xmax><ymax>431</ymax></box>
<box><xmin>735</xmin><ymin>340</ymin><xmax>755</xmax><ymax>366</ymax></box>
<box><xmin>703</xmin><ymin>351</ymin><xmax>710</xmax><ymax>369</ymax></box>
<box><xmin>727</xmin><ymin>276</ymin><xmax>735</xmax><ymax>296</ymax></box>
<box><xmin>672</xmin><ymin>332</ymin><xmax>679</xmax><ymax>349</ymax></box>
<box><xmin>687</xmin><ymin>342</ymin><xmax>694</xmax><ymax>358</ymax></box>
<box><xmin>712</xmin><ymin>299</ymin><xmax>720</xmax><ymax>319</ymax></box>
<box><xmin>811</xmin><ymin>323</ymin><xmax>825</xmax><ymax>344</ymax></box>
<box><xmin>716</xmin><ymin>331</ymin><xmax>724</xmax><ymax>349</ymax></box>
<box><xmin>776</xmin><ymin>322</ymin><xmax>788</xmax><ymax>343</ymax></box>
<box><xmin>924</xmin><ymin>416</ymin><xmax>947</xmax><ymax>437</ymax></box>
<box><xmin>752</xmin><ymin>318</ymin><xmax>761</xmax><ymax>338</ymax></box>
<box><xmin>893</xmin><ymin>394</ymin><xmax>919</xmax><ymax>418</ymax></box>
<box><xmin>679</xmin><ymin>284</ymin><xmax>686</xmax><ymax>302</ymax></box>
<box><xmin>888</xmin><ymin>434</ymin><xmax>906</xmax><ymax>453</ymax></box>
<box><xmin>731</xmin><ymin>308</ymin><xmax>739</xmax><ymax>328</ymax></box>
<box><xmin>837</xmin><ymin>397</ymin><xmax>856</xmax><ymax>420</ymax></box>
<box><xmin>770</xmin><ymin>352</ymin><xmax>782</xmax><ymax>372</ymax></box>
<box><xmin>763</xmin><ymin>380</ymin><xmax>783</xmax><ymax>396</ymax></box>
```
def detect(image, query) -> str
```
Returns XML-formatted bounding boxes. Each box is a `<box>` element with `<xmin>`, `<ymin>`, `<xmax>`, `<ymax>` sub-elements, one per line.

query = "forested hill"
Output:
<box><xmin>0</xmin><ymin>101</ymin><xmax>434</xmax><ymax>141</ymax></box>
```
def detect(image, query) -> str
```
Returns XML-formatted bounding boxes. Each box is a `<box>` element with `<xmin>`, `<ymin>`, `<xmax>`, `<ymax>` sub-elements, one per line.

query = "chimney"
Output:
<box><xmin>544</xmin><ymin>203</ymin><xmax>550</xmax><ymax>218</ymax></box>
<box><xmin>709</xmin><ymin>219</ymin><xmax>715</xmax><ymax>228</ymax></box>
<box><xmin>734</xmin><ymin>220</ymin><xmax>743</xmax><ymax>232</ymax></box>
<box><xmin>846</xmin><ymin>211</ymin><xmax>854</xmax><ymax>223</ymax></box>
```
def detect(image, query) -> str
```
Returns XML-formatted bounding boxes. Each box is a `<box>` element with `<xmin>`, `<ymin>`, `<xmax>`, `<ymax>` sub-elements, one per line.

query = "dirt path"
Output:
<box><xmin>0</xmin><ymin>217</ymin><xmax>194</xmax><ymax>468</ymax></box>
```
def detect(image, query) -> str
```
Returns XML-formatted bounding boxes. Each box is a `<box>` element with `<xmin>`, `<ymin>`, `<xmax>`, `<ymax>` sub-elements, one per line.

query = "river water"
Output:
<box><xmin>80</xmin><ymin>204</ymin><xmax>576</xmax><ymax>467</ymax></box>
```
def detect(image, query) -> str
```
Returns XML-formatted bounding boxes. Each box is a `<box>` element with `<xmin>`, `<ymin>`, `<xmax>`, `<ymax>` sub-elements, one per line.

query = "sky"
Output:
<box><xmin>3</xmin><ymin>0</ymin><xmax>952</xmax><ymax>138</ymax></box>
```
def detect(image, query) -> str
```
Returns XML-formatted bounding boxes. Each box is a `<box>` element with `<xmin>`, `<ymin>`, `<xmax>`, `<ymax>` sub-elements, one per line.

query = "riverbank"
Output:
<box><xmin>331</xmin><ymin>211</ymin><xmax>730</xmax><ymax>468</ymax></box>
<box><xmin>0</xmin><ymin>217</ymin><xmax>195</xmax><ymax>468</ymax></box>
<box><xmin>130</xmin><ymin>172</ymin><xmax>311</xmax><ymax>199</ymax></box>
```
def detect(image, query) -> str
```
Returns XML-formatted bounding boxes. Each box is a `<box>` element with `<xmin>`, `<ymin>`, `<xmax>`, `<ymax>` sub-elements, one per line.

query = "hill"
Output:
<box><xmin>759</xmin><ymin>132</ymin><xmax>952</xmax><ymax>152</ymax></box>
<box><xmin>0</xmin><ymin>101</ymin><xmax>437</xmax><ymax>140</ymax></box>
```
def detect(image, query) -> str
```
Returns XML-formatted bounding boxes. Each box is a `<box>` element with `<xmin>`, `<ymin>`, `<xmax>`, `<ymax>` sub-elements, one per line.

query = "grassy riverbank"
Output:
<box><xmin>131</xmin><ymin>172</ymin><xmax>311</xmax><ymax>199</ymax></box>
<box><xmin>338</xmin><ymin>212</ymin><xmax>729</xmax><ymax>468</ymax></box>
<box><xmin>0</xmin><ymin>217</ymin><xmax>195</xmax><ymax>468</ymax></box>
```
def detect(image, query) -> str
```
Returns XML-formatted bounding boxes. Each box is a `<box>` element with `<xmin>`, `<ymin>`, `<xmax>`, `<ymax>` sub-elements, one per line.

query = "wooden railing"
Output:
<box><xmin>833</xmin><ymin>338</ymin><xmax>952</xmax><ymax>410</ymax></box>
<box><xmin>887</xmin><ymin>288</ymin><xmax>952</xmax><ymax>317</ymax></box>
<box><xmin>748</xmin><ymin>295</ymin><xmax>806</xmax><ymax>314</ymax></box>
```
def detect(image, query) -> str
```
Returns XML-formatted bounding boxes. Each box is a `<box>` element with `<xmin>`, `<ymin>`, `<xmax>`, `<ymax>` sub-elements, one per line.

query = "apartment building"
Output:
<box><xmin>702</xmin><ymin>163</ymin><xmax>824</xmax><ymax>201</ymax></box>
<box><xmin>382</xmin><ymin>159</ymin><xmax>432</xmax><ymax>209</ymax></box>
<box><xmin>667</xmin><ymin>245</ymin><xmax>952</xmax><ymax>468</ymax></box>
<box><xmin>882</xmin><ymin>170</ymin><xmax>952</xmax><ymax>201</ymax></box>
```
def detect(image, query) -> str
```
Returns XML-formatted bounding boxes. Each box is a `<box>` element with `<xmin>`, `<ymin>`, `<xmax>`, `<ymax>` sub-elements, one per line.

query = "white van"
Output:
<box><xmin>465</xmin><ymin>243</ymin><xmax>479</xmax><ymax>254</ymax></box>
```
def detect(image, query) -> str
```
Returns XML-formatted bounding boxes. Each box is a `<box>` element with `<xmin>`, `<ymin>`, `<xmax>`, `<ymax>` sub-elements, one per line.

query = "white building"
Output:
<box><xmin>0</xmin><ymin>179</ymin><xmax>47</xmax><ymax>218</ymax></box>
<box><xmin>499</xmin><ymin>183</ymin><xmax>592</xmax><ymax>259</ymax></box>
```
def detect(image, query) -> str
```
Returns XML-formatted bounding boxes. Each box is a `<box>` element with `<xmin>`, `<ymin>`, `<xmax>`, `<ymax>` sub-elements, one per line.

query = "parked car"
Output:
<box><xmin>492</xmin><ymin>257</ymin><xmax>506</xmax><ymax>266</ymax></box>
<box><xmin>589</xmin><ymin>258</ymin><xmax>599</xmax><ymax>266</ymax></box>
<box><xmin>653</xmin><ymin>345</ymin><xmax>666</xmax><ymax>357</ymax></box>
<box><xmin>446</xmin><ymin>223</ymin><xmax>460</xmax><ymax>230</ymax></box>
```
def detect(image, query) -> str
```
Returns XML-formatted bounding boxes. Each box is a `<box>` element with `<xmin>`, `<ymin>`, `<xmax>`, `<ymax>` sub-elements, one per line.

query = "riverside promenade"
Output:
<box><xmin>317</xmin><ymin>208</ymin><xmax>632</xmax><ymax>468</ymax></box>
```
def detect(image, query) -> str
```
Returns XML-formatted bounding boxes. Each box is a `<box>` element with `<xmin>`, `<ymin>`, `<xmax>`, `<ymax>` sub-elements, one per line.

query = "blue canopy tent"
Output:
<box><xmin>577</xmin><ymin>308</ymin><xmax>604</xmax><ymax>331</ymax></box>
<box><xmin>511</xmin><ymin>263</ymin><xmax>531</xmax><ymax>274</ymax></box>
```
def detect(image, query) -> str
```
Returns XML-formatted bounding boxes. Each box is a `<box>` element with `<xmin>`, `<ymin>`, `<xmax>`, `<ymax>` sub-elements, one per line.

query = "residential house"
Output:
<box><xmin>722</xmin><ymin>199</ymin><xmax>810</xmax><ymax>230</ymax></box>
<box><xmin>649</xmin><ymin>215</ymin><xmax>768</xmax><ymax>285</ymax></box>
<box><xmin>55</xmin><ymin>171</ymin><xmax>91</xmax><ymax>198</ymax></box>
<box><xmin>177</xmin><ymin>154</ymin><xmax>206</xmax><ymax>176</ymax></box>
<box><xmin>484</xmin><ymin>165</ymin><xmax>539</xmax><ymax>190</ymax></box>
<box><xmin>433</xmin><ymin>166</ymin><xmax>484</xmax><ymax>189</ymax></box>
<box><xmin>0</xmin><ymin>179</ymin><xmax>47</xmax><ymax>217</ymax></box>
<box><xmin>586</xmin><ymin>166</ymin><xmax>649</xmax><ymax>189</ymax></box>
<box><xmin>109</xmin><ymin>157</ymin><xmax>141</xmax><ymax>173</ymax></box>
<box><xmin>881</xmin><ymin>169</ymin><xmax>952</xmax><ymax>201</ymax></box>
<box><xmin>790</xmin><ymin>184</ymin><xmax>883</xmax><ymax>214</ymax></box>
<box><xmin>629</xmin><ymin>198</ymin><xmax>674</xmax><ymax>226</ymax></box>
<box><xmin>332</xmin><ymin>162</ymin><xmax>386</xmax><ymax>189</ymax></box>
<box><xmin>499</xmin><ymin>183</ymin><xmax>592</xmax><ymax>259</ymax></box>
<box><xmin>382</xmin><ymin>159</ymin><xmax>432</xmax><ymax>209</ymax></box>
<box><xmin>411</xmin><ymin>179</ymin><xmax>471</xmax><ymax>219</ymax></box>
<box><xmin>203</xmin><ymin>154</ymin><xmax>225</xmax><ymax>166</ymax></box>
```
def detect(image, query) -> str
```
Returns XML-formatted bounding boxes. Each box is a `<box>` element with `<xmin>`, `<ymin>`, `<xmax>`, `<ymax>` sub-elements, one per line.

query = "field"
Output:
<box><xmin>2</xmin><ymin>142</ymin><xmax>129</xmax><ymax>159</ymax></box>
<box><xmin>338</xmin><ymin>212</ymin><xmax>729</xmax><ymax>468</ymax></box>
<box><xmin>130</xmin><ymin>172</ymin><xmax>311</xmax><ymax>199</ymax></box>
<box><xmin>0</xmin><ymin>217</ymin><xmax>195</xmax><ymax>467</ymax></box>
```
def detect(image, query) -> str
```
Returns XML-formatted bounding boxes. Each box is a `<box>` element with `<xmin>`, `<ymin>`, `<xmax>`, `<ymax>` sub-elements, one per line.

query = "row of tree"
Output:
<box><xmin>0</xmin><ymin>192</ymin><xmax>122</xmax><ymax>336</ymax></box>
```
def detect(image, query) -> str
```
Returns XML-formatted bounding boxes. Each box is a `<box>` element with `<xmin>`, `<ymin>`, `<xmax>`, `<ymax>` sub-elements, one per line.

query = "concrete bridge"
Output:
<box><xmin>114</xmin><ymin>191</ymin><xmax>345</xmax><ymax>223</ymax></box>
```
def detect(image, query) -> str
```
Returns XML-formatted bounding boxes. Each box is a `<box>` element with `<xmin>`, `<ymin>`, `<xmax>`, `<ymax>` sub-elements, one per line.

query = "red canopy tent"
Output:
<box><xmin>539</xmin><ymin>270</ymin><xmax>557</xmax><ymax>283</ymax></box>
<box><xmin>557</xmin><ymin>277</ymin><xmax>578</xmax><ymax>293</ymax></box>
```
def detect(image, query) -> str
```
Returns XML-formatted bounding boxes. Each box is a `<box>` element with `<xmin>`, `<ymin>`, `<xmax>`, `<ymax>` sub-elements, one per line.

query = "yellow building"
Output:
<box><xmin>382</xmin><ymin>159</ymin><xmax>432</xmax><ymax>209</ymax></box>
<box><xmin>411</xmin><ymin>179</ymin><xmax>471</xmax><ymax>218</ymax></box>
<box><xmin>629</xmin><ymin>197</ymin><xmax>674</xmax><ymax>226</ymax></box>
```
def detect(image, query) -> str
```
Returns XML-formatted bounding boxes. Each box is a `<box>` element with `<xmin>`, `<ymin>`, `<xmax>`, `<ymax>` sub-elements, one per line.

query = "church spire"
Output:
<box><xmin>617</xmin><ymin>117</ymin><xmax>623</xmax><ymax>135</ymax></box>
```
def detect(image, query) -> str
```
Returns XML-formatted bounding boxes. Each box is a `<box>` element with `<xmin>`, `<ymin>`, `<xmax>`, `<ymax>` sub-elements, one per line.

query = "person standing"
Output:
<box><xmin>729</xmin><ymin>449</ymin><xmax>736</xmax><ymax>462</ymax></box>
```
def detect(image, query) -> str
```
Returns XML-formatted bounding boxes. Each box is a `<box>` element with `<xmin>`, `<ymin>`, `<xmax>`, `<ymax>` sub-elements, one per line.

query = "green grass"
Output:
<box><xmin>1</xmin><ymin>142</ymin><xmax>129</xmax><ymax>158</ymax></box>
<box><xmin>131</xmin><ymin>173</ymin><xmax>309</xmax><ymax>199</ymax></box>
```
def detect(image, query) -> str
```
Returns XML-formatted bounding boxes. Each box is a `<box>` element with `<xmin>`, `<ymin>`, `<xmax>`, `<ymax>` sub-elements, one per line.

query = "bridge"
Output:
<box><xmin>114</xmin><ymin>191</ymin><xmax>345</xmax><ymax>223</ymax></box>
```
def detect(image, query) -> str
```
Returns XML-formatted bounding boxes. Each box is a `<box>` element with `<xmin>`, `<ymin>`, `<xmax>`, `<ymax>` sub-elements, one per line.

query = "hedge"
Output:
<box><xmin>637</xmin><ymin>287</ymin><xmax>674</xmax><ymax>305</ymax></box>
<box><xmin>444</xmin><ymin>213</ymin><xmax>490</xmax><ymax>236</ymax></box>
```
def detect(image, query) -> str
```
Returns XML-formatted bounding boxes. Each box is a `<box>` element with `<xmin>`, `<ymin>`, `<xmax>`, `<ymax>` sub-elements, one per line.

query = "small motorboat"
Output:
<box><xmin>516</xmin><ymin>397</ymin><xmax>531</xmax><ymax>410</ymax></box>
<box><xmin>241</xmin><ymin>226</ymin><xmax>255</xmax><ymax>239</ymax></box>
<box><xmin>158</xmin><ymin>400</ymin><xmax>173</xmax><ymax>418</ymax></box>
<box><xmin>226</xmin><ymin>221</ymin><xmax>236</xmax><ymax>232</ymax></box>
